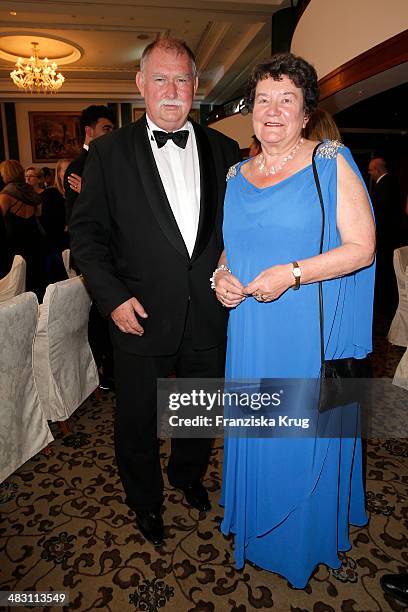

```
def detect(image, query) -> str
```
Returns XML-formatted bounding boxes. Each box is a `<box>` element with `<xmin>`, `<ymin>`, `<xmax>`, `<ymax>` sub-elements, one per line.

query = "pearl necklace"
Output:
<box><xmin>255</xmin><ymin>137</ymin><xmax>304</xmax><ymax>176</ymax></box>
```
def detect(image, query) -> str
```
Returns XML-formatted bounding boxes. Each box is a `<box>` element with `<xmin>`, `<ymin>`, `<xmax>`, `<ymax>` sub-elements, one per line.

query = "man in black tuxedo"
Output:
<box><xmin>70</xmin><ymin>39</ymin><xmax>240</xmax><ymax>546</ymax></box>
<box><xmin>368</xmin><ymin>156</ymin><xmax>401</xmax><ymax>318</ymax></box>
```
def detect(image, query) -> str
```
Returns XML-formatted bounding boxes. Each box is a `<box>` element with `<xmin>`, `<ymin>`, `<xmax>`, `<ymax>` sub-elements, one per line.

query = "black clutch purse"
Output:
<box><xmin>312</xmin><ymin>145</ymin><xmax>371</xmax><ymax>413</ymax></box>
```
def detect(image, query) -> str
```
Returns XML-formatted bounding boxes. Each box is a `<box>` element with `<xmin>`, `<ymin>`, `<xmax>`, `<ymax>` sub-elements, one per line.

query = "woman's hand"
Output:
<box><xmin>68</xmin><ymin>173</ymin><xmax>82</xmax><ymax>194</ymax></box>
<box><xmin>245</xmin><ymin>264</ymin><xmax>293</xmax><ymax>302</ymax></box>
<box><xmin>215</xmin><ymin>270</ymin><xmax>246</xmax><ymax>308</ymax></box>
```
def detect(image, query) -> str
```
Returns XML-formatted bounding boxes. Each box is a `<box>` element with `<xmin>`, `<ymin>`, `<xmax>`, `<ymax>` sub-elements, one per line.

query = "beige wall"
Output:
<box><xmin>209</xmin><ymin>112</ymin><xmax>253</xmax><ymax>149</ymax></box>
<box><xmin>291</xmin><ymin>0</ymin><xmax>408</xmax><ymax>79</ymax></box>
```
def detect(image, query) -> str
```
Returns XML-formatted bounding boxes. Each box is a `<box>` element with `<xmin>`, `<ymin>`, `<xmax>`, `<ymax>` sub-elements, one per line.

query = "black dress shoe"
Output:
<box><xmin>99</xmin><ymin>374</ymin><xmax>115</xmax><ymax>392</ymax></box>
<box><xmin>135</xmin><ymin>507</ymin><xmax>164</xmax><ymax>547</ymax></box>
<box><xmin>380</xmin><ymin>573</ymin><xmax>408</xmax><ymax>603</ymax></box>
<box><xmin>181</xmin><ymin>483</ymin><xmax>211</xmax><ymax>512</ymax></box>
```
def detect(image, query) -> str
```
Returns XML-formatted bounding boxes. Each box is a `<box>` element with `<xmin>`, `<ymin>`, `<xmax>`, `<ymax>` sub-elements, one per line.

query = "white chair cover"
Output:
<box><xmin>0</xmin><ymin>292</ymin><xmax>54</xmax><ymax>484</ymax></box>
<box><xmin>62</xmin><ymin>249</ymin><xmax>77</xmax><ymax>278</ymax></box>
<box><xmin>33</xmin><ymin>276</ymin><xmax>99</xmax><ymax>422</ymax></box>
<box><xmin>388</xmin><ymin>247</ymin><xmax>408</xmax><ymax>346</ymax></box>
<box><xmin>0</xmin><ymin>255</ymin><xmax>26</xmax><ymax>304</ymax></box>
<box><xmin>393</xmin><ymin>347</ymin><xmax>408</xmax><ymax>390</ymax></box>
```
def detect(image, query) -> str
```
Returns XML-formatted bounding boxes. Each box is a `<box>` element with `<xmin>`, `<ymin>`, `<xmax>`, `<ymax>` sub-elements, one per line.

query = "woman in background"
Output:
<box><xmin>39</xmin><ymin>159</ymin><xmax>71</xmax><ymax>282</ymax></box>
<box><xmin>0</xmin><ymin>211</ymin><xmax>12</xmax><ymax>279</ymax></box>
<box><xmin>0</xmin><ymin>160</ymin><xmax>48</xmax><ymax>299</ymax></box>
<box><xmin>40</xmin><ymin>159</ymin><xmax>70</xmax><ymax>251</ymax></box>
<box><xmin>55</xmin><ymin>159</ymin><xmax>71</xmax><ymax>197</ymax></box>
<box><xmin>304</xmin><ymin>107</ymin><xmax>341</xmax><ymax>142</ymax></box>
<box><xmin>25</xmin><ymin>166</ymin><xmax>45</xmax><ymax>194</ymax></box>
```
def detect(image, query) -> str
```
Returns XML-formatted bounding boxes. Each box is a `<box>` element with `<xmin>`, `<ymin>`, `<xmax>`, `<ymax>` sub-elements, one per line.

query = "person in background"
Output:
<box><xmin>215</xmin><ymin>52</ymin><xmax>375</xmax><ymax>588</ymax></box>
<box><xmin>64</xmin><ymin>105</ymin><xmax>115</xmax><ymax>391</ymax></box>
<box><xmin>40</xmin><ymin>162</ymin><xmax>70</xmax><ymax>283</ymax></box>
<box><xmin>55</xmin><ymin>159</ymin><xmax>71</xmax><ymax>198</ymax></box>
<box><xmin>368</xmin><ymin>156</ymin><xmax>400</xmax><ymax>319</ymax></box>
<box><xmin>42</xmin><ymin>167</ymin><xmax>55</xmax><ymax>189</ymax></box>
<box><xmin>24</xmin><ymin>162</ymin><xmax>68</xmax><ymax>283</ymax></box>
<box><xmin>0</xmin><ymin>209</ymin><xmax>12</xmax><ymax>279</ymax></box>
<box><xmin>25</xmin><ymin>166</ymin><xmax>45</xmax><ymax>195</ymax></box>
<box><xmin>0</xmin><ymin>160</ymin><xmax>48</xmax><ymax>299</ymax></box>
<box><xmin>248</xmin><ymin>134</ymin><xmax>261</xmax><ymax>157</ymax></box>
<box><xmin>64</xmin><ymin>105</ymin><xmax>114</xmax><ymax>225</ymax></box>
<box><xmin>304</xmin><ymin>107</ymin><xmax>341</xmax><ymax>142</ymax></box>
<box><xmin>0</xmin><ymin>172</ymin><xmax>8</xmax><ymax>282</ymax></box>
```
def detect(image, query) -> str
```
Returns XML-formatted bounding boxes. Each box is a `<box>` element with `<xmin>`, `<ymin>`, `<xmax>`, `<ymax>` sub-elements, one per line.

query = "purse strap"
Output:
<box><xmin>311</xmin><ymin>143</ymin><xmax>325</xmax><ymax>368</ymax></box>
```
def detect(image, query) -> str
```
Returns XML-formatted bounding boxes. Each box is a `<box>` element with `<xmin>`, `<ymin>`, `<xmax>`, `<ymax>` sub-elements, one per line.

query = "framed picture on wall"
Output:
<box><xmin>133</xmin><ymin>108</ymin><xmax>145</xmax><ymax>122</ymax></box>
<box><xmin>189</xmin><ymin>109</ymin><xmax>200</xmax><ymax>123</ymax></box>
<box><xmin>29</xmin><ymin>111</ymin><xmax>82</xmax><ymax>163</ymax></box>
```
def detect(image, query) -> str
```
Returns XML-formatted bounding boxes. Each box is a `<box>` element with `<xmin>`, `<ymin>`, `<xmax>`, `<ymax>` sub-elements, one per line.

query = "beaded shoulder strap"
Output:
<box><xmin>315</xmin><ymin>139</ymin><xmax>343</xmax><ymax>159</ymax></box>
<box><xmin>226</xmin><ymin>162</ymin><xmax>240</xmax><ymax>182</ymax></box>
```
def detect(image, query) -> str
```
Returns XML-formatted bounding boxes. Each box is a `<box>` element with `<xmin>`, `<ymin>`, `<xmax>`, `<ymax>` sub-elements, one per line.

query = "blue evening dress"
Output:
<box><xmin>220</xmin><ymin>141</ymin><xmax>375</xmax><ymax>589</ymax></box>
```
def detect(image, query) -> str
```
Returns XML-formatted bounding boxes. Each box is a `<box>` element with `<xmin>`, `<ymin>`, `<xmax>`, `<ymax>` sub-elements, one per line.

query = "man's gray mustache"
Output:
<box><xmin>159</xmin><ymin>99</ymin><xmax>183</xmax><ymax>107</ymax></box>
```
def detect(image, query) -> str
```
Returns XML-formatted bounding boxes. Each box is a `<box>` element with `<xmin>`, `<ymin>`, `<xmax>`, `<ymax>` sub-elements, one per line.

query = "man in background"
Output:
<box><xmin>64</xmin><ymin>105</ymin><xmax>114</xmax><ymax>225</ymax></box>
<box><xmin>42</xmin><ymin>167</ymin><xmax>55</xmax><ymax>189</ymax></box>
<box><xmin>368</xmin><ymin>156</ymin><xmax>401</xmax><ymax>320</ymax></box>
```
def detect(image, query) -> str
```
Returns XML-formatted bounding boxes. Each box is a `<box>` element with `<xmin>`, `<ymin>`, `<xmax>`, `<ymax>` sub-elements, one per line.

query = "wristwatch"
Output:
<box><xmin>291</xmin><ymin>261</ymin><xmax>301</xmax><ymax>290</ymax></box>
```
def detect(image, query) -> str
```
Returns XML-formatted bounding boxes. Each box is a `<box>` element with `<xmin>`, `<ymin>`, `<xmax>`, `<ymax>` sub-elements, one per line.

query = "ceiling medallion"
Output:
<box><xmin>10</xmin><ymin>42</ymin><xmax>65</xmax><ymax>93</ymax></box>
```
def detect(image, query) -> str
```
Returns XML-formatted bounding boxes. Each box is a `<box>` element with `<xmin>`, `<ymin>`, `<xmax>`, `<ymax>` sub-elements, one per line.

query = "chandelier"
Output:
<box><xmin>10</xmin><ymin>42</ymin><xmax>65</xmax><ymax>93</ymax></box>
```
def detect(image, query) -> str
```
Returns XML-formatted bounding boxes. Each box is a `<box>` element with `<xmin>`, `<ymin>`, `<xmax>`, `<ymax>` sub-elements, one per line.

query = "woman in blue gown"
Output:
<box><xmin>211</xmin><ymin>54</ymin><xmax>376</xmax><ymax>588</ymax></box>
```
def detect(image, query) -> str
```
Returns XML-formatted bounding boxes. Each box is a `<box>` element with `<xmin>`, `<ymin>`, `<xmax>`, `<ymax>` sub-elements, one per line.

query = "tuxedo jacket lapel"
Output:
<box><xmin>132</xmin><ymin>116</ymin><xmax>189</xmax><ymax>260</ymax></box>
<box><xmin>190</xmin><ymin>120</ymin><xmax>218</xmax><ymax>263</ymax></box>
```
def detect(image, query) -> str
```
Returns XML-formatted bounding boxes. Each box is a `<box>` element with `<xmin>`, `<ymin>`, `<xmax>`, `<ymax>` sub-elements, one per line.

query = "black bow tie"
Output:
<box><xmin>152</xmin><ymin>130</ymin><xmax>189</xmax><ymax>149</ymax></box>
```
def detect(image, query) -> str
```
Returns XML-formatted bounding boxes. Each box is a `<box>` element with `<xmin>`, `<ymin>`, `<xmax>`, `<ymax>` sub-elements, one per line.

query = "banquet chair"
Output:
<box><xmin>62</xmin><ymin>249</ymin><xmax>77</xmax><ymax>278</ymax></box>
<box><xmin>393</xmin><ymin>346</ymin><xmax>408</xmax><ymax>390</ymax></box>
<box><xmin>0</xmin><ymin>292</ymin><xmax>54</xmax><ymax>484</ymax></box>
<box><xmin>388</xmin><ymin>246</ymin><xmax>408</xmax><ymax>346</ymax></box>
<box><xmin>33</xmin><ymin>276</ymin><xmax>99</xmax><ymax>423</ymax></box>
<box><xmin>0</xmin><ymin>255</ymin><xmax>26</xmax><ymax>304</ymax></box>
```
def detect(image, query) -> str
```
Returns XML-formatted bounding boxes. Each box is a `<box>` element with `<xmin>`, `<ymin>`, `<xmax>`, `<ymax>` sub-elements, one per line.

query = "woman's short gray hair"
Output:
<box><xmin>140</xmin><ymin>38</ymin><xmax>197</xmax><ymax>78</ymax></box>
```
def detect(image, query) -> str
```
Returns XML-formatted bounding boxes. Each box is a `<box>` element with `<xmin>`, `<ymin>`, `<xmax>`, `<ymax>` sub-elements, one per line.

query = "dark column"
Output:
<box><xmin>121</xmin><ymin>103</ymin><xmax>133</xmax><ymax>126</ymax></box>
<box><xmin>107</xmin><ymin>103</ymin><xmax>119</xmax><ymax>127</ymax></box>
<box><xmin>271</xmin><ymin>7</ymin><xmax>297</xmax><ymax>54</ymax></box>
<box><xmin>0</xmin><ymin>105</ymin><xmax>5</xmax><ymax>161</ymax></box>
<box><xmin>4</xmin><ymin>102</ymin><xmax>19</xmax><ymax>160</ymax></box>
<box><xmin>199</xmin><ymin>104</ymin><xmax>211</xmax><ymax>126</ymax></box>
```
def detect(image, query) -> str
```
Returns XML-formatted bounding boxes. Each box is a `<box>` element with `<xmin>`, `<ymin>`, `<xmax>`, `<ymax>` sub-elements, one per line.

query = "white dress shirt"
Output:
<box><xmin>146</xmin><ymin>115</ymin><xmax>200</xmax><ymax>257</ymax></box>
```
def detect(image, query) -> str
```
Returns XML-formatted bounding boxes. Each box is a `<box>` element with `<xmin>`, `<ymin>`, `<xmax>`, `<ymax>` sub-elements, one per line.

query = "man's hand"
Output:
<box><xmin>111</xmin><ymin>297</ymin><xmax>148</xmax><ymax>335</ymax></box>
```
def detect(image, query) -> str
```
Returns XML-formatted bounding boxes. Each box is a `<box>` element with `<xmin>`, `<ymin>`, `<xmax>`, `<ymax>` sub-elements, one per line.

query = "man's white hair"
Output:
<box><xmin>140</xmin><ymin>38</ymin><xmax>197</xmax><ymax>78</ymax></box>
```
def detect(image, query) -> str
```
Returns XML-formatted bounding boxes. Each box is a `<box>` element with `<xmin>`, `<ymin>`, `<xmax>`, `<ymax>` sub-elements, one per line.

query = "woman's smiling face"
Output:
<box><xmin>252</xmin><ymin>74</ymin><xmax>307</xmax><ymax>148</ymax></box>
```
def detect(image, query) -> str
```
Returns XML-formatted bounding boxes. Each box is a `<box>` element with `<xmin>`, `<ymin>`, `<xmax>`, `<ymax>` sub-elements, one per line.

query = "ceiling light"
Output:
<box><xmin>10</xmin><ymin>42</ymin><xmax>65</xmax><ymax>93</ymax></box>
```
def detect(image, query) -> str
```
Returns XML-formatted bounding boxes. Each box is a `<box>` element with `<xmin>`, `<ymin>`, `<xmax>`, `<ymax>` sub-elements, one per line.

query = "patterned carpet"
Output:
<box><xmin>1</xmin><ymin>334</ymin><xmax>407</xmax><ymax>612</ymax></box>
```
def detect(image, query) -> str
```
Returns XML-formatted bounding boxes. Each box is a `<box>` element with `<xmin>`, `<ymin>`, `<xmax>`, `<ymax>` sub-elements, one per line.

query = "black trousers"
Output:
<box><xmin>113</xmin><ymin>309</ymin><xmax>226</xmax><ymax>509</ymax></box>
<box><xmin>88</xmin><ymin>303</ymin><xmax>114</xmax><ymax>376</ymax></box>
